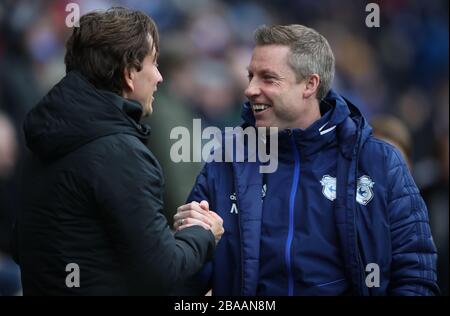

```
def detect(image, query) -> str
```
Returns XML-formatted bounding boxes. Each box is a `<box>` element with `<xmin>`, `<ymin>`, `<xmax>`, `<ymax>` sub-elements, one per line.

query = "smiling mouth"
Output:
<box><xmin>252</xmin><ymin>104</ymin><xmax>271</xmax><ymax>113</ymax></box>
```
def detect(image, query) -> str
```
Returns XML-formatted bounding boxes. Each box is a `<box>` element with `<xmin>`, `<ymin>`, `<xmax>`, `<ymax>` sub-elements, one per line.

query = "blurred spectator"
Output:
<box><xmin>0</xmin><ymin>113</ymin><xmax>17</xmax><ymax>179</ymax></box>
<box><xmin>371</xmin><ymin>114</ymin><xmax>448</xmax><ymax>295</ymax></box>
<box><xmin>371</xmin><ymin>115</ymin><xmax>412</xmax><ymax>169</ymax></box>
<box><xmin>422</xmin><ymin>134</ymin><xmax>449</xmax><ymax>296</ymax></box>
<box><xmin>0</xmin><ymin>112</ymin><xmax>22</xmax><ymax>295</ymax></box>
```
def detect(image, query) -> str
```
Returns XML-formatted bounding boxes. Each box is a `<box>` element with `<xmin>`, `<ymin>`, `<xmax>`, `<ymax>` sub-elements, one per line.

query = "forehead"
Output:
<box><xmin>248</xmin><ymin>45</ymin><xmax>291</xmax><ymax>72</ymax></box>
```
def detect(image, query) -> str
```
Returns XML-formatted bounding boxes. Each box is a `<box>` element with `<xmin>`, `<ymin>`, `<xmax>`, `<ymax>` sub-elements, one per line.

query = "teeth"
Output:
<box><xmin>252</xmin><ymin>104</ymin><xmax>270</xmax><ymax>112</ymax></box>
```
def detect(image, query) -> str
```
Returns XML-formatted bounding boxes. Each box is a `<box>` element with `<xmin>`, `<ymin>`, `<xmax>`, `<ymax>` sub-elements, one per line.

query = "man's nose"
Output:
<box><xmin>244</xmin><ymin>79</ymin><xmax>260</xmax><ymax>99</ymax></box>
<box><xmin>157</xmin><ymin>68</ymin><xmax>163</xmax><ymax>83</ymax></box>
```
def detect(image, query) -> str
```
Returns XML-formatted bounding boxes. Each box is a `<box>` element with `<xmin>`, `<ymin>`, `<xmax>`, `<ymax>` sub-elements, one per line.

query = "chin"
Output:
<box><xmin>255</xmin><ymin>121</ymin><xmax>270</xmax><ymax>128</ymax></box>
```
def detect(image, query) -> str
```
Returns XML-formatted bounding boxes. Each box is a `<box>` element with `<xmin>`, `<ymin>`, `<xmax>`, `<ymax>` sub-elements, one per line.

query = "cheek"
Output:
<box><xmin>273</xmin><ymin>93</ymin><xmax>299</xmax><ymax>118</ymax></box>
<box><xmin>136</xmin><ymin>81</ymin><xmax>147</xmax><ymax>95</ymax></box>
<box><xmin>264</xmin><ymin>87</ymin><xmax>287</xmax><ymax>107</ymax></box>
<box><xmin>260</xmin><ymin>86</ymin><xmax>279</xmax><ymax>101</ymax></box>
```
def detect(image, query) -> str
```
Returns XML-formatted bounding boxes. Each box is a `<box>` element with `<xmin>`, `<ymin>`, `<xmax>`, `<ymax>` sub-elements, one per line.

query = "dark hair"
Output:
<box><xmin>64</xmin><ymin>7</ymin><xmax>159</xmax><ymax>95</ymax></box>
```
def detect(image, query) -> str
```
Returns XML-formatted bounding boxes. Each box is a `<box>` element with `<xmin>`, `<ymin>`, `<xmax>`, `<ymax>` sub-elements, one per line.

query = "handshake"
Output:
<box><xmin>173</xmin><ymin>201</ymin><xmax>224</xmax><ymax>244</ymax></box>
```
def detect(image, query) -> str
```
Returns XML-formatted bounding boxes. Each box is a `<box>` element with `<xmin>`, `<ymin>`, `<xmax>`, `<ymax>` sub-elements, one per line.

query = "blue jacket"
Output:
<box><xmin>183</xmin><ymin>90</ymin><xmax>439</xmax><ymax>296</ymax></box>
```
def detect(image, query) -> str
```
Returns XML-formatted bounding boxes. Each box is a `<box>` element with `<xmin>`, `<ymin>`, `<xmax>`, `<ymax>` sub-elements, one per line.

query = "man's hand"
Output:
<box><xmin>174</xmin><ymin>201</ymin><xmax>224</xmax><ymax>243</ymax></box>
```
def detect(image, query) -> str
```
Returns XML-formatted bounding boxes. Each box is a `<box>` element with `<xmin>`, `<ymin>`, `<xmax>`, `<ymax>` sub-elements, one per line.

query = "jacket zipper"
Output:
<box><xmin>286</xmin><ymin>132</ymin><xmax>300</xmax><ymax>296</ymax></box>
<box><xmin>352</xmin><ymin>120</ymin><xmax>366</xmax><ymax>295</ymax></box>
<box><xmin>233</xmin><ymin>174</ymin><xmax>245</xmax><ymax>295</ymax></box>
<box><xmin>356</xmin><ymin>134</ymin><xmax>369</xmax><ymax>295</ymax></box>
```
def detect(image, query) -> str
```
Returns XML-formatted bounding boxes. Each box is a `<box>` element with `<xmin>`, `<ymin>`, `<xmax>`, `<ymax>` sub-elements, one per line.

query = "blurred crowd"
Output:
<box><xmin>0</xmin><ymin>0</ymin><xmax>448</xmax><ymax>295</ymax></box>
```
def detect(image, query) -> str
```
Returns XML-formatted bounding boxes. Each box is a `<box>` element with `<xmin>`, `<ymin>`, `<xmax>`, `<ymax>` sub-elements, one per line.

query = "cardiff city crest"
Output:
<box><xmin>320</xmin><ymin>175</ymin><xmax>337</xmax><ymax>201</ymax></box>
<box><xmin>356</xmin><ymin>175</ymin><xmax>375</xmax><ymax>205</ymax></box>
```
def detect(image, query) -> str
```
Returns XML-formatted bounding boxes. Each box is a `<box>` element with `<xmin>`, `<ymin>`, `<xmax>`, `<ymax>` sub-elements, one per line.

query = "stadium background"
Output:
<box><xmin>0</xmin><ymin>0</ymin><xmax>448</xmax><ymax>295</ymax></box>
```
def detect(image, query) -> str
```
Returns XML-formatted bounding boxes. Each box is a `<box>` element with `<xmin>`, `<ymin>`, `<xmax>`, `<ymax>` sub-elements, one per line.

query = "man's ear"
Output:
<box><xmin>123</xmin><ymin>67</ymin><xmax>135</xmax><ymax>92</ymax></box>
<box><xmin>303</xmin><ymin>74</ymin><xmax>320</xmax><ymax>99</ymax></box>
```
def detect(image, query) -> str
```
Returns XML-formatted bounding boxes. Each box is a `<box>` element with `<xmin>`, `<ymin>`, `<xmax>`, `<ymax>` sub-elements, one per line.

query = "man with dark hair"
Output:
<box><xmin>15</xmin><ymin>7</ymin><xmax>223</xmax><ymax>295</ymax></box>
<box><xmin>175</xmin><ymin>24</ymin><xmax>439</xmax><ymax>296</ymax></box>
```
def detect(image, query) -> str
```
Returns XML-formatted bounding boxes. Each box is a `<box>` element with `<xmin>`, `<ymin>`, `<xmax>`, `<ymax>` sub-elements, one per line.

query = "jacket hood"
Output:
<box><xmin>23</xmin><ymin>71</ymin><xmax>150</xmax><ymax>160</ymax></box>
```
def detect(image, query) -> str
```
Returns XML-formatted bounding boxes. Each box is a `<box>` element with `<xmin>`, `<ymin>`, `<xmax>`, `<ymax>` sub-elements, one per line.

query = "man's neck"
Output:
<box><xmin>295</xmin><ymin>98</ymin><xmax>321</xmax><ymax>130</ymax></box>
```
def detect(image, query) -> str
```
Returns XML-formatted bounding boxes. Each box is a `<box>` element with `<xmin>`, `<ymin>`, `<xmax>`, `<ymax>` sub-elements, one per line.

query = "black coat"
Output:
<box><xmin>16</xmin><ymin>71</ymin><xmax>215</xmax><ymax>295</ymax></box>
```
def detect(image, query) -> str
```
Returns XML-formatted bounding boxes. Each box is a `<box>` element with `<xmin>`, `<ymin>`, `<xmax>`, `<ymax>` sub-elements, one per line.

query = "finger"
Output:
<box><xmin>177</xmin><ymin>202</ymin><xmax>198</xmax><ymax>212</ymax></box>
<box><xmin>173</xmin><ymin>215</ymin><xmax>190</xmax><ymax>229</ymax></box>
<box><xmin>199</xmin><ymin>200</ymin><xmax>209</xmax><ymax>211</ymax></box>
<box><xmin>178</xmin><ymin>223</ymin><xmax>210</xmax><ymax>231</ymax></box>
<box><xmin>188</xmin><ymin>210</ymin><xmax>213</xmax><ymax>226</ymax></box>
<box><xmin>175</xmin><ymin>208</ymin><xmax>209</xmax><ymax>224</ymax></box>
<box><xmin>177</xmin><ymin>201</ymin><xmax>206</xmax><ymax>214</ymax></box>
<box><xmin>175</xmin><ymin>209</ymin><xmax>205</xmax><ymax>220</ymax></box>
<box><xmin>208</xmin><ymin>211</ymin><xmax>223</xmax><ymax>222</ymax></box>
<box><xmin>173</xmin><ymin>217</ymin><xmax>181</xmax><ymax>230</ymax></box>
<box><xmin>175</xmin><ymin>212</ymin><xmax>212</xmax><ymax>226</ymax></box>
<box><xmin>177</xmin><ymin>203</ymin><xmax>195</xmax><ymax>213</ymax></box>
<box><xmin>186</xmin><ymin>203</ymin><xmax>208</xmax><ymax>216</ymax></box>
<box><xmin>177</xmin><ymin>204</ymin><xmax>190</xmax><ymax>213</ymax></box>
<box><xmin>177</xmin><ymin>218</ymin><xmax>211</xmax><ymax>231</ymax></box>
<box><xmin>189</xmin><ymin>202</ymin><xmax>208</xmax><ymax>214</ymax></box>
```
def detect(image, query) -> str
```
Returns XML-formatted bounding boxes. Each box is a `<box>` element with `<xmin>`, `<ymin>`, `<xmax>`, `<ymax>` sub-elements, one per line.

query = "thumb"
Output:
<box><xmin>199</xmin><ymin>200</ymin><xmax>209</xmax><ymax>211</ymax></box>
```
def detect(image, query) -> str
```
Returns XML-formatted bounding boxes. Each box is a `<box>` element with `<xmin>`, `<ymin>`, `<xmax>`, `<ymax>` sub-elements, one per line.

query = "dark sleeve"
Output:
<box><xmin>11</xmin><ymin>220</ymin><xmax>19</xmax><ymax>264</ymax></box>
<box><xmin>172</xmin><ymin>165</ymin><xmax>214</xmax><ymax>296</ymax></box>
<box><xmin>386</xmin><ymin>147</ymin><xmax>440</xmax><ymax>295</ymax></box>
<box><xmin>92</xmin><ymin>139</ymin><xmax>215</xmax><ymax>295</ymax></box>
